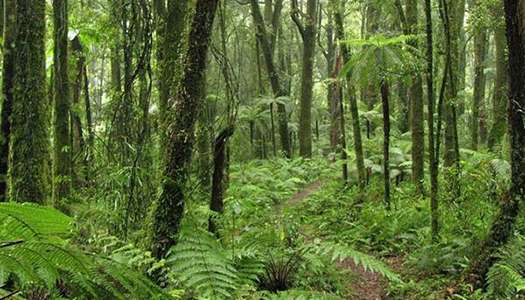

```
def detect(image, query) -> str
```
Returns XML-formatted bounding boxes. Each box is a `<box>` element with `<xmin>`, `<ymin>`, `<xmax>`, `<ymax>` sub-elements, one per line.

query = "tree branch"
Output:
<box><xmin>291</xmin><ymin>0</ymin><xmax>306</xmax><ymax>40</ymax></box>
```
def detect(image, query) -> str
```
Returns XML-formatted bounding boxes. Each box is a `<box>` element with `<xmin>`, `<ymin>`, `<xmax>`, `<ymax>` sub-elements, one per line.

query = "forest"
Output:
<box><xmin>1</xmin><ymin>0</ymin><xmax>525</xmax><ymax>299</ymax></box>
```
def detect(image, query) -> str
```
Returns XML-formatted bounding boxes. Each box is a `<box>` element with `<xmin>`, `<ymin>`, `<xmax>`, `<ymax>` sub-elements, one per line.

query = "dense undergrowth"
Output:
<box><xmin>2</xmin><ymin>153</ymin><xmax>523</xmax><ymax>299</ymax></box>
<box><xmin>284</xmin><ymin>149</ymin><xmax>519</xmax><ymax>299</ymax></box>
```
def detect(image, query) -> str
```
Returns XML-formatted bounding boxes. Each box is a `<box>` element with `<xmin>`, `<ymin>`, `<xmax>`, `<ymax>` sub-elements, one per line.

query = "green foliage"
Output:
<box><xmin>303</xmin><ymin>241</ymin><xmax>402</xmax><ymax>284</ymax></box>
<box><xmin>339</xmin><ymin>34</ymin><xmax>420</xmax><ymax>87</ymax></box>
<box><xmin>0</xmin><ymin>203</ymin><xmax>171</xmax><ymax>299</ymax></box>
<box><xmin>167</xmin><ymin>224</ymin><xmax>263</xmax><ymax>299</ymax></box>
<box><xmin>487</xmin><ymin>235</ymin><xmax>525</xmax><ymax>298</ymax></box>
<box><xmin>261</xmin><ymin>289</ymin><xmax>344</xmax><ymax>300</ymax></box>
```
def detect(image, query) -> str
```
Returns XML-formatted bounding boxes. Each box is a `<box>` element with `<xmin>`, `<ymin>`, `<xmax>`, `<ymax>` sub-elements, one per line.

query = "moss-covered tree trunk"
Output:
<box><xmin>442</xmin><ymin>0</ymin><xmax>460</xmax><ymax>168</ymax></box>
<box><xmin>0</xmin><ymin>0</ymin><xmax>3</xmax><ymax>36</ymax></box>
<box><xmin>10</xmin><ymin>0</ymin><xmax>49</xmax><ymax>203</ymax></box>
<box><xmin>157</xmin><ymin>0</ymin><xmax>188</xmax><ymax>137</ymax></box>
<box><xmin>71</xmin><ymin>36</ymin><xmax>87</xmax><ymax>185</ymax></box>
<box><xmin>0</xmin><ymin>0</ymin><xmax>16</xmax><ymax>202</ymax></box>
<box><xmin>487</xmin><ymin>25</ymin><xmax>509</xmax><ymax>151</ymax></box>
<box><xmin>53</xmin><ymin>0</ymin><xmax>71</xmax><ymax>206</ymax></box>
<box><xmin>150</xmin><ymin>0</ymin><xmax>219</xmax><ymax>259</ymax></box>
<box><xmin>292</xmin><ymin>0</ymin><xmax>317</xmax><ymax>158</ymax></box>
<box><xmin>471</xmin><ymin>23</ymin><xmax>487</xmax><ymax>150</ymax></box>
<box><xmin>324</xmin><ymin>9</ymin><xmax>341</xmax><ymax>153</ymax></box>
<box><xmin>407</xmin><ymin>0</ymin><xmax>425</xmax><ymax>194</ymax></box>
<box><xmin>466</xmin><ymin>0</ymin><xmax>525</xmax><ymax>286</ymax></box>
<box><xmin>424</xmin><ymin>0</ymin><xmax>439</xmax><ymax>242</ymax></box>
<box><xmin>439</xmin><ymin>0</ymin><xmax>461</xmax><ymax>202</ymax></box>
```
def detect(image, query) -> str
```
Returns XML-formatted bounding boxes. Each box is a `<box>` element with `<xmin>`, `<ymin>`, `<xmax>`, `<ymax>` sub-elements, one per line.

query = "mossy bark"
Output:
<box><xmin>10</xmin><ymin>0</ymin><xmax>49</xmax><ymax>203</ymax></box>
<box><xmin>442</xmin><ymin>0</ymin><xmax>460</xmax><ymax>168</ymax></box>
<box><xmin>466</xmin><ymin>0</ymin><xmax>525</xmax><ymax>287</ymax></box>
<box><xmin>487</xmin><ymin>25</ymin><xmax>509</xmax><ymax>151</ymax></box>
<box><xmin>150</xmin><ymin>0</ymin><xmax>219</xmax><ymax>259</ymax></box>
<box><xmin>53</xmin><ymin>0</ymin><xmax>71</xmax><ymax>205</ymax></box>
<box><xmin>292</xmin><ymin>0</ymin><xmax>318</xmax><ymax>158</ymax></box>
<box><xmin>157</xmin><ymin>0</ymin><xmax>188</xmax><ymax>137</ymax></box>
<box><xmin>0</xmin><ymin>0</ymin><xmax>16</xmax><ymax>202</ymax></box>
<box><xmin>406</xmin><ymin>0</ymin><xmax>425</xmax><ymax>194</ymax></box>
<box><xmin>471</xmin><ymin>23</ymin><xmax>487</xmax><ymax>150</ymax></box>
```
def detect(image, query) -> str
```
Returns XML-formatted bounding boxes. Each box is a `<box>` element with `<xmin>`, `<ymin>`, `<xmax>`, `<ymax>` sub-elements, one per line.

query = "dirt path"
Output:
<box><xmin>281</xmin><ymin>180</ymin><xmax>389</xmax><ymax>300</ymax></box>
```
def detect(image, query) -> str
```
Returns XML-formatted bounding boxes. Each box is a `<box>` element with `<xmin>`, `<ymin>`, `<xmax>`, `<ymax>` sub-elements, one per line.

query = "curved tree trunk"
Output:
<box><xmin>150</xmin><ymin>0</ymin><xmax>219</xmax><ymax>259</ymax></box>
<box><xmin>250</xmin><ymin>0</ymin><xmax>291</xmax><ymax>158</ymax></box>
<box><xmin>208</xmin><ymin>126</ymin><xmax>235</xmax><ymax>236</ymax></box>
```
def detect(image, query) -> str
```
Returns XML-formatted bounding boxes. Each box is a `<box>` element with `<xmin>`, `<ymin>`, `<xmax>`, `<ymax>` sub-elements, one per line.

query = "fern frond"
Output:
<box><xmin>0</xmin><ymin>203</ymin><xmax>71</xmax><ymax>238</ymax></box>
<box><xmin>487</xmin><ymin>235</ymin><xmax>525</xmax><ymax>298</ymax></box>
<box><xmin>0</xmin><ymin>204</ymin><xmax>172</xmax><ymax>299</ymax></box>
<box><xmin>262</xmin><ymin>289</ymin><xmax>344</xmax><ymax>300</ymax></box>
<box><xmin>167</xmin><ymin>226</ymin><xmax>238</xmax><ymax>299</ymax></box>
<box><xmin>302</xmin><ymin>241</ymin><xmax>402</xmax><ymax>283</ymax></box>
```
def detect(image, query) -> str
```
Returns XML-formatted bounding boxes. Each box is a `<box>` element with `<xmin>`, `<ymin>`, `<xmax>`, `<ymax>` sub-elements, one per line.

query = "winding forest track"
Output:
<box><xmin>281</xmin><ymin>180</ymin><xmax>389</xmax><ymax>300</ymax></box>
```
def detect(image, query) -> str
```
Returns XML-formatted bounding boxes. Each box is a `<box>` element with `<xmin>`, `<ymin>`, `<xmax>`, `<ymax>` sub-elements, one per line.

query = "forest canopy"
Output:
<box><xmin>1</xmin><ymin>0</ymin><xmax>525</xmax><ymax>299</ymax></box>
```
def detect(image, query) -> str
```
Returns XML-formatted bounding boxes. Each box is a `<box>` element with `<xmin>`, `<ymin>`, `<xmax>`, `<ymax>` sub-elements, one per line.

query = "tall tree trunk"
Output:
<box><xmin>457</xmin><ymin>0</ymin><xmax>467</xmax><ymax>115</ymax></box>
<box><xmin>250</xmin><ymin>0</ymin><xmax>291</xmax><ymax>158</ymax></box>
<box><xmin>466</xmin><ymin>0</ymin><xmax>525</xmax><ymax>286</ymax></box>
<box><xmin>71</xmin><ymin>36</ymin><xmax>87</xmax><ymax>185</ymax></box>
<box><xmin>10</xmin><ymin>0</ymin><xmax>49</xmax><ymax>203</ymax></box>
<box><xmin>157</xmin><ymin>0</ymin><xmax>187</xmax><ymax>145</ymax></box>
<box><xmin>0</xmin><ymin>0</ymin><xmax>16</xmax><ymax>202</ymax></box>
<box><xmin>441</xmin><ymin>0</ymin><xmax>460</xmax><ymax>168</ymax></box>
<box><xmin>487</xmin><ymin>25</ymin><xmax>509</xmax><ymax>151</ymax></box>
<box><xmin>363</xmin><ymin>2</ymin><xmax>381</xmax><ymax>138</ymax></box>
<box><xmin>292</xmin><ymin>0</ymin><xmax>318</xmax><ymax>158</ymax></box>
<box><xmin>53</xmin><ymin>0</ymin><xmax>71</xmax><ymax>207</ymax></box>
<box><xmin>407</xmin><ymin>0</ymin><xmax>425</xmax><ymax>194</ymax></box>
<box><xmin>0</xmin><ymin>0</ymin><xmax>3</xmax><ymax>36</ymax></box>
<box><xmin>83</xmin><ymin>54</ymin><xmax>94</xmax><ymax>162</ymax></box>
<box><xmin>333</xmin><ymin>0</ymin><xmax>366</xmax><ymax>188</ymax></box>
<box><xmin>381</xmin><ymin>79</ymin><xmax>391</xmax><ymax>208</ymax></box>
<box><xmin>425</xmin><ymin>0</ymin><xmax>439</xmax><ymax>242</ymax></box>
<box><xmin>471</xmin><ymin>21</ymin><xmax>487</xmax><ymax>150</ymax></box>
<box><xmin>334</xmin><ymin>53</ymin><xmax>348</xmax><ymax>183</ymax></box>
<box><xmin>150</xmin><ymin>0</ymin><xmax>219</xmax><ymax>259</ymax></box>
<box><xmin>325</xmin><ymin>9</ymin><xmax>340</xmax><ymax>153</ymax></box>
